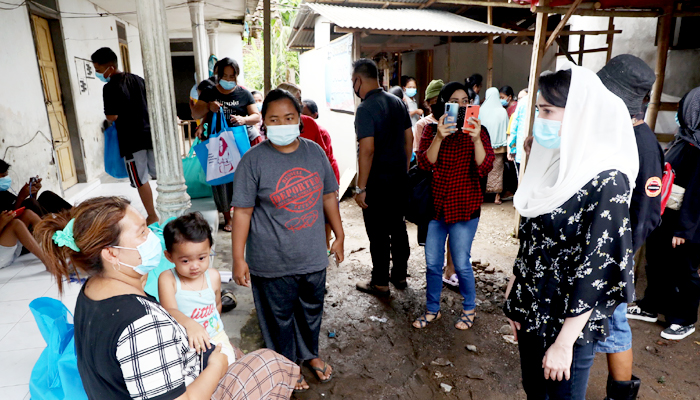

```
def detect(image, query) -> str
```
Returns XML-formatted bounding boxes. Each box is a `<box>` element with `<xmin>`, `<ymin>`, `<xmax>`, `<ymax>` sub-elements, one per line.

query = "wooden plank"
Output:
<box><xmin>660</xmin><ymin>102</ymin><xmax>679</xmax><ymax>112</ymax></box>
<box><xmin>535</xmin><ymin>6</ymin><xmax>659</xmax><ymax>18</ymax></box>
<box><xmin>647</xmin><ymin>7</ymin><xmax>673</xmax><ymax>131</ymax></box>
<box><xmin>486</xmin><ymin>29</ymin><xmax>622</xmax><ymax>37</ymax></box>
<box><xmin>605</xmin><ymin>17</ymin><xmax>614</xmax><ymax>62</ymax></box>
<box><xmin>556</xmin><ymin>46</ymin><xmax>609</xmax><ymax>56</ymax></box>
<box><xmin>578</xmin><ymin>34</ymin><xmax>585</xmax><ymax>65</ymax></box>
<box><xmin>436</xmin><ymin>0</ymin><xmax>529</xmax><ymax>8</ymax></box>
<box><xmin>419</xmin><ymin>0</ymin><xmax>438</xmax><ymax>9</ymax></box>
<box><xmin>544</xmin><ymin>0</ymin><xmax>584</xmax><ymax>53</ymax></box>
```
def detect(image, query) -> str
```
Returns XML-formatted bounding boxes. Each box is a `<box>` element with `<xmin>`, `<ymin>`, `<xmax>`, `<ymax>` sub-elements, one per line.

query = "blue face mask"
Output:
<box><xmin>501</xmin><ymin>99</ymin><xmax>509</xmax><ymax>107</ymax></box>
<box><xmin>112</xmin><ymin>231</ymin><xmax>163</xmax><ymax>275</ymax></box>
<box><xmin>96</xmin><ymin>72</ymin><xmax>110</xmax><ymax>83</ymax></box>
<box><xmin>267</xmin><ymin>124</ymin><xmax>300</xmax><ymax>146</ymax></box>
<box><xmin>0</xmin><ymin>176</ymin><xmax>11</xmax><ymax>191</ymax></box>
<box><xmin>256</xmin><ymin>102</ymin><xmax>263</xmax><ymax>112</ymax></box>
<box><xmin>533</xmin><ymin>118</ymin><xmax>562</xmax><ymax>149</ymax></box>
<box><xmin>675</xmin><ymin>112</ymin><xmax>680</xmax><ymax>127</ymax></box>
<box><xmin>405</xmin><ymin>88</ymin><xmax>417</xmax><ymax>98</ymax></box>
<box><xmin>219</xmin><ymin>79</ymin><xmax>237</xmax><ymax>90</ymax></box>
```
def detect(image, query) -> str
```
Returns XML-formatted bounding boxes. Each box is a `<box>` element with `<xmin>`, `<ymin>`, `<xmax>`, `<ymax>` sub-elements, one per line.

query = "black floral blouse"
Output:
<box><xmin>504</xmin><ymin>170</ymin><xmax>635</xmax><ymax>346</ymax></box>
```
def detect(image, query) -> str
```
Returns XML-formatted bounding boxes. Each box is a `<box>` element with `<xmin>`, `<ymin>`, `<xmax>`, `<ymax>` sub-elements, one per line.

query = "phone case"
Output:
<box><xmin>464</xmin><ymin>105</ymin><xmax>480</xmax><ymax>129</ymax></box>
<box><xmin>444</xmin><ymin>103</ymin><xmax>459</xmax><ymax>124</ymax></box>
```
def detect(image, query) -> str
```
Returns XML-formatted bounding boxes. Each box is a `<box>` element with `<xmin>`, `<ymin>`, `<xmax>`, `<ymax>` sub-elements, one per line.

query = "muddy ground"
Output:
<box><xmin>214</xmin><ymin>198</ymin><xmax>700</xmax><ymax>400</ymax></box>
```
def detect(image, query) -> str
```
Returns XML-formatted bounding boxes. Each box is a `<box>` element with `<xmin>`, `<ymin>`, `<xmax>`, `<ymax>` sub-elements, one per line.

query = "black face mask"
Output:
<box><xmin>353</xmin><ymin>78</ymin><xmax>362</xmax><ymax>99</ymax></box>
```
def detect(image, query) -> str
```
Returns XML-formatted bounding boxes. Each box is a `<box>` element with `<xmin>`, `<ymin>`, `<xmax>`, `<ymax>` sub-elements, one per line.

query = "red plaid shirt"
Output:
<box><xmin>417</xmin><ymin>124</ymin><xmax>494</xmax><ymax>224</ymax></box>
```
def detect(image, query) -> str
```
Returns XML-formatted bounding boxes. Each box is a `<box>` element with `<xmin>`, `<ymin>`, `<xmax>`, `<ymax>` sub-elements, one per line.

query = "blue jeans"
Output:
<box><xmin>518</xmin><ymin>331</ymin><xmax>596</xmax><ymax>400</ymax></box>
<box><xmin>595</xmin><ymin>303</ymin><xmax>632</xmax><ymax>353</ymax></box>
<box><xmin>425</xmin><ymin>218</ymin><xmax>479</xmax><ymax>313</ymax></box>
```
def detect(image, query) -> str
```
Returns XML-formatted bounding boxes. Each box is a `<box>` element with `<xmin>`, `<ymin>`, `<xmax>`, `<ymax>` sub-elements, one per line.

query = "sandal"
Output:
<box><xmin>413</xmin><ymin>310</ymin><xmax>441</xmax><ymax>329</ymax></box>
<box><xmin>356</xmin><ymin>281</ymin><xmax>390</xmax><ymax>297</ymax></box>
<box><xmin>223</xmin><ymin>224</ymin><xmax>233</xmax><ymax>232</ymax></box>
<box><xmin>455</xmin><ymin>309</ymin><xmax>476</xmax><ymax>330</ymax></box>
<box><xmin>293</xmin><ymin>375</ymin><xmax>308</xmax><ymax>393</ymax></box>
<box><xmin>442</xmin><ymin>274</ymin><xmax>459</xmax><ymax>288</ymax></box>
<box><xmin>308</xmin><ymin>361</ymin><xmax>333</xmax><ymax>383</ymax></box>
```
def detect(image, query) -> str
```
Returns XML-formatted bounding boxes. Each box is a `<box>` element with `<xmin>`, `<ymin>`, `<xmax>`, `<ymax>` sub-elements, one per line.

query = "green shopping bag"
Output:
<box><xmin>183</xmin><ymin>137</ymin><xmax>213</xmax><ymax>199</ymax></box>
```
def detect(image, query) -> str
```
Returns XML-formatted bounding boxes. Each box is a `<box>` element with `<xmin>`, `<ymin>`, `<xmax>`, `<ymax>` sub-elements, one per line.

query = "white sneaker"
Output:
<box><xmin>660</xmin><ymin>324</ymin><xmax>696</xmax><ymax>340</ymax></box>
<box><xmin>626</xmin><ymin>305</ymin><xmax>658</xmax><ymax>323</ymax></box>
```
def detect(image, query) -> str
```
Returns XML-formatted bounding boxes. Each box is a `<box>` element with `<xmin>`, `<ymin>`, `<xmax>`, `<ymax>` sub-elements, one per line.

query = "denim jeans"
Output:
<box><xmin>595</xmin><ymin>303</ymin><xmax>632</xmax><ymax>353</ymax></box>
<box><xmin>425</xmin><ymin>218</ymin><xmax>479</xmax><ymax>313</ymax></box>
<box><xmin>518</xmin><ymin>331</ymin><xmax>596</xmax><ymax>400</ymax></box>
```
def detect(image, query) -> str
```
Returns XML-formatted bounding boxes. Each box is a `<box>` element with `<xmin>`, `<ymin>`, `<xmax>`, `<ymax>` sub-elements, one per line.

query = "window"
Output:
<box><xmin>656</xmin><ymin>17</ymin><xmax>700</xmax><ymax>50</ymax></box>
<box><xmin>117</xmin><ymin>22</ymin><xmax>131</xmax><ymax>72</ymax></box>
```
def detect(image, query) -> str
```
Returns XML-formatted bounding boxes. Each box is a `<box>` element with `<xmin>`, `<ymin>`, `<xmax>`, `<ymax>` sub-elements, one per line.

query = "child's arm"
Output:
<box><xmin>158</xmin><ymin>270</ymin><xmax>212</xmax><ymax>352</ymax></box>
<box><xmin>209</xmin><ymin>269</ymin><xmax>222</xmax><ymax>315</ymax></box>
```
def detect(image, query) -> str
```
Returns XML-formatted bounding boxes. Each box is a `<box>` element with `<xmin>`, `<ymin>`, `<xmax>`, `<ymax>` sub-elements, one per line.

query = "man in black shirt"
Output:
<box><xmin>596</xmin><ymin>54</ymin><xmax>664</xmax><ymax>400</ymax></box>
<box><xmin>352</xmin><ymin>59</ymin><xmax>413</xmax><ymax>297</ymax></box>
<box><xmin>92</xmin><ymin>47</ymin><xmax>158</xmax><ymax>225</ymax></box>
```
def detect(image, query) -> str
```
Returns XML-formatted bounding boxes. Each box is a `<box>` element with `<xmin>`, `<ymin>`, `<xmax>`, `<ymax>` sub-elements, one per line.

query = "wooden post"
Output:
<box><xmin>605</xmin><ymin>17</ymin><xmax>615</xmax><ymax>62</ymax></box>
<box><xmin>263</xmin><ymin>0</ymin><xmax>272</xmax><ymax>94</ymax></box>
<box><xmin>513</xmin><ymin>9</ymin><xmax>548</xmax><ymax>237</ymax></box>
<box><xmin>578</xmin><ymin>34</ymin><xmax>585</xmax><ymax>65</ymax></box>
<box><xmin>487</xmin><ymin>6</ymin><xmax>493</xmax><ymax>88</ymax></box>
<box><xmin>647</xmin><ymin>7</ymin><xmax>673</xmax><ymax>131</ymax></box>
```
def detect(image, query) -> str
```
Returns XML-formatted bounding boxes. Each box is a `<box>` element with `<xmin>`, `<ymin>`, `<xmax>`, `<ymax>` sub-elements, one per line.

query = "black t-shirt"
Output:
<box><xmin>0</xmin><ymin>190</ymin><xmax>16</xmax><ymax>211</ymax></box>
<box><xmin>630</xmin><ymin>123</ymin><xmax>664</xmax><ymax>251</ymax></box>
<box><xmin>355</xmin><ymin>88</ymin><xmax>412</xmax><ymax>193</ymax></box>
<box><xmin>103</xmin><ymin>73</ymin><xmax>152</xmax><ymax>157</ymax></box>
<box><xmin>74</xmin><ymin>284</ymin><xmax>199</xmax><ymax>400</ymax></box>
<box><xmin>198</xmin><ymin>85</ymin><xmax>255</xmax><ymax>135</ymax></box>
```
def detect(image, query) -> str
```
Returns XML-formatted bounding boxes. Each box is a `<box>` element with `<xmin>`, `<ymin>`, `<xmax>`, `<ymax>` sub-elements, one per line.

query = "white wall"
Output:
<box><xmin>217</xmin><ymin>32</ymin><xmax>245</xmax><ymax>85</ymax></box>
<box><xmin>59</xmin><ymin>0</ymin><xmax>144</xmax><ymax>184</ymax></box>
<box><xmin>0</xmin><ymin>5</ymin><xmax>60</xmax><ymax>194</ymax></box>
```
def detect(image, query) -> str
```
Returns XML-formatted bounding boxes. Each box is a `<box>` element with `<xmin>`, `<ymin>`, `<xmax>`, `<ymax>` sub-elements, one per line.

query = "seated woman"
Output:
<box><xmin>504</xmin><ymin>64</ymin><xmax>638</xmax><ymax>399</ymax></box>
<box><xmin>0</xmin><ymin>209</ymin><xmax>49</xmax><ymax>269</ymax></box>
<box><xmin>35</xmin><ymin>196</ymin><xmax>299</xmax><ymax>400</ymax></box>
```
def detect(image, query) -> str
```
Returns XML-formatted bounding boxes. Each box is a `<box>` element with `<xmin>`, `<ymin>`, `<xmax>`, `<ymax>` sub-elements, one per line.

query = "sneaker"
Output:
<box><xmin>626</xmin><ymin>305</ymin><xmax>658</xmax><ymax>323</ymax></box>
<box><xmin>660</xmin><ymin>324</ymin><xmax>696</xmax><ymax>340</ymax></box>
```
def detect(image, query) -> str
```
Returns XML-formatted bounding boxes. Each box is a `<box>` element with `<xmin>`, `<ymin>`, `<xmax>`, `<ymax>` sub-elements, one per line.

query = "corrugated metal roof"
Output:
<box><xmin>289</xmin><ymin>3</ymin><xmax>515</xmax><ymax>48</ymax></box>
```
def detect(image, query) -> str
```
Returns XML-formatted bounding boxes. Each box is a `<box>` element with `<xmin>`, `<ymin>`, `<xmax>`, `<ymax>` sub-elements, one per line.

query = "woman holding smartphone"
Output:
<box><xmin>504</xmin><ymin>65</ymin><xmax>638</xmax><ymax>399</ymax></box>
<box><xmin>413</xmin><ymin>82</ymin><xmax>494</xmax><ymax>330</ymax></box>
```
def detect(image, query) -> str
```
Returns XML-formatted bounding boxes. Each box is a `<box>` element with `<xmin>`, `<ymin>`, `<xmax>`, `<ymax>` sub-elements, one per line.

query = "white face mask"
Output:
<box><xmin>266</xmin><ymin>124</ymin><xmax>300</xmax><ymax>146</ymax></box>
<box><xmin>111</xmin><ymin>231</ymin><xmax>162</xmax><ymax>275</ymax></box>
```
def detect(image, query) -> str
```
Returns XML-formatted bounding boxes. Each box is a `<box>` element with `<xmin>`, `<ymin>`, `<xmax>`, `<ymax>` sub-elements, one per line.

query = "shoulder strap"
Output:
<box><xmin>172</xmin><ymin>270</ymin><xmax>182</xmax><ymax>291</ymax></box>
<box><xmin>204</xmin><ymin>270</ymin><xmax>213</xmax><ymax>290</ymax></box>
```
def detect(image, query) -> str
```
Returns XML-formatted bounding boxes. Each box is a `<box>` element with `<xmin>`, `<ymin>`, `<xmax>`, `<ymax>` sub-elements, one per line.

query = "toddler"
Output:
<box><xmin>159</xmin><ymin>212</ymin><xmax>235</xmax><ymax>364</ymax></box>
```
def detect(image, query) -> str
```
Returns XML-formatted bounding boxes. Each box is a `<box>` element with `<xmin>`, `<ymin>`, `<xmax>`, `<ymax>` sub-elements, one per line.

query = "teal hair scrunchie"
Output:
<box><xmin>52</xmin><ymin>218</ymin><xmax>81</xmax><ymax>253</ymax></box>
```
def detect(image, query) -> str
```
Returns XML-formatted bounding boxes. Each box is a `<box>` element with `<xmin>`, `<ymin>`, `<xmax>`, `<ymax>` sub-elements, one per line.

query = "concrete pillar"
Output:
<box><xmin>136</xmin><ymin>0</ymin><xmax>191</xmax><ymax>219</ymax></box>
<box><xmin>188</xmin><ymin>0</ymin><xmax>209</xmax><ymax>83</ymax></box>
<box><xmin>314</xmin><ymin>16</ymin><xmax>331</xmax><ymax>49</ymax></box>
<box><xmin>206</xmin><ymin>20</ymin><xmax>220</xmax><ymax>58</ymax></box>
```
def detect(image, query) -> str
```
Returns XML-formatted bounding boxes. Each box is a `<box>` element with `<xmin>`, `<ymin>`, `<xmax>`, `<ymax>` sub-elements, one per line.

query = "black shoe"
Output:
<box><xmin>626</xmin><ymin>305</ymin><xmax>657</xmax><ymax>323</ymax></box>
<box><xmin>604</xmin><ymin>374</ymin><xmax>640</xmax><ymax>400</ymax></box>
<box><xmin>356</xmin><ymin>281</ymin><xmax>391</xmax><ymax>297</ymax></box>
<box><xmin>389</xmin><ymin>278</ymin><xmax>408</xmax><ymax>290</ymax></box>
<box><xmin>221</xmin><ymin>289</ymin><xmax>237</xmax><ymax>312</ymax></box>
<box><xmin>660</xmin><ymin>324</ymin><xmax>696</xmax><ymax>340</ymax></box>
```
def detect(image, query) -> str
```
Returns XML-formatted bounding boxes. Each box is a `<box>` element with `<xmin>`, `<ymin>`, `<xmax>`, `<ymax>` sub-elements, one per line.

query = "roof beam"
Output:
<box><xmin>420</xmin><ymin>0</ymin><xmax>439</xmax><ymax>9</ymax></box>
<box><xmin>288</xmin><ymin>8</ymin><xmax>315</xmax><ymax>50</ymax></box>
<box><xmin>437</xmin><ymin>0</ymin><xmax>527</xmax><ymax>8</ymax></box>
<box><xmin>334</xmin><ymin>26</ymin><xmax>512</xmax><ymax>36</ymax></box>
<box><xmin>544</xmin><ymin>0</ymin><xmax>583</xmax><ymax>53</ymax></box>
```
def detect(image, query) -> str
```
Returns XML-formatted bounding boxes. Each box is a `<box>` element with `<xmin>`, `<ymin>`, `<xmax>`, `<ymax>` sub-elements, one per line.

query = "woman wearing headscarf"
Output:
<box><xmin>413</xmin><ymin>82</ymin><xmax>494</xmax><ymax>330</ymax></box>
<box><xmin>480</xmin><ymin>87</ymin><xmax>510</xmax><ymax>204</ymax></box>
<box><xmin>504</xmin><ymin>64</ymin><xmax>638</xmax><ymax>399</ymax></box>
<box><xmin>629</xmin><ymin>86</ymin><xmax>700</xmax><ymax>341</ymax></box>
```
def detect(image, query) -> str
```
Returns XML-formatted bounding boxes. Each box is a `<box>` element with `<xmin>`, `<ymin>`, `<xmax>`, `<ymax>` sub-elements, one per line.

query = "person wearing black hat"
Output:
<box><xmin>596</xmin><ymin>54</ymin><xmax>663</xmax><ymax>400</ymax></box>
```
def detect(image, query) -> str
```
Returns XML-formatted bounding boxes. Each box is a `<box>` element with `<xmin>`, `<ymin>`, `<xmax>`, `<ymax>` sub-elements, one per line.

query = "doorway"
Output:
<box><xmin>31</xmin><ymin>14</ymin><xmax>78</xmax><ymax>189</ymax></box>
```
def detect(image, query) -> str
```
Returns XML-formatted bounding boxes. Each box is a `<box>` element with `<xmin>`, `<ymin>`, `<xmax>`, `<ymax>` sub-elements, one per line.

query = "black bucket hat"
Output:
<box><xmin>597</xmin><ymin>54</ymin><xmax>656</xmax><ymax>115</ymax></box>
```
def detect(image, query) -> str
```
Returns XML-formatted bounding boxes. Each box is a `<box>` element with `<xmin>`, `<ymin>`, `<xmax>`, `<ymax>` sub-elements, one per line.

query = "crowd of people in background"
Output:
<box><xmin>2</xmin><ymin>43</ymin><xmax>699</xmax><ymax>400</ymax></box>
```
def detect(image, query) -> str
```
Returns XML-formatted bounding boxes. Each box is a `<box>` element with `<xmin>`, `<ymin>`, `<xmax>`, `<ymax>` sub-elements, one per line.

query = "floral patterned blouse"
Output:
<box><xmin>504</xmin><ymin>170</ymin><xmax>636</xmax><ymax>346</ymax></box>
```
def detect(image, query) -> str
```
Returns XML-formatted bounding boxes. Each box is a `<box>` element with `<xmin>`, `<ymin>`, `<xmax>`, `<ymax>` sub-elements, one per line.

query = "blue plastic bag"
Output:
<box><xmin>29</xmin><ymin>297</ymin><xmax>88</xmax><ymax>400</ymax></box>
<box><xmin>103</xmin><ymin>125</ymin><xmax>128</xmax><ymax>179</ymax></box>
<box><xmin>143</xmin><ymin>218</ymin><xmax>177</xmax><ymax>301</ymax></box>
<box><xmin>194</xmin><ymin>112</ymin><xmax>251</xmax><ymax>186</ymax></box>
<box><xmin>183</xmin><ymin>138</ymin><xmax>213</xmax><ymax>199</ymax></box>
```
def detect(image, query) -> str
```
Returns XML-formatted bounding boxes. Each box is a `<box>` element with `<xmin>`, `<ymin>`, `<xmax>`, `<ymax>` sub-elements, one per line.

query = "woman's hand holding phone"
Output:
<box><xmin>437</xmin><ymin>114</ymin><xmax>457</xmax><ymax>140</ymax></box>
<box><xmin>463</xmin><ymin>117</ymin><xmax>482</xmax><ymax>143</ymax></box>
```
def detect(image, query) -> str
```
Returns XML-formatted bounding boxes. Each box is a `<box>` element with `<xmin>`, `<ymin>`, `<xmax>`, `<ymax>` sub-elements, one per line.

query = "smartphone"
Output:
<box><xmin>463</xmin><ymin>105</ymin><xmax>480</xmax><ymax>130</ymax></box>
<box><xmin>29</xmin><ymin>176</ymin><xmax>39</xmax><ymax>184</ymax></box>
<box><xmin>444</xmin><ymin>103</ymin><xmax>459</xmax><ymax>125</ymax></box>
<box><xmin>14</xmin><ymin>207</ymin><xmax>25</xmax><ymax>217</ymax></box>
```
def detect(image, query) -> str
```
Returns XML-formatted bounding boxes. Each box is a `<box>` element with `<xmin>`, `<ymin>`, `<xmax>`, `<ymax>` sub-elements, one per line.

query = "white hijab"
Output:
<box><xmin>479</xmin><ymin>87</ymin><xmax>510</xmax><ymax>148</ymax></box>
<box><xmin>514</xmin><ymin>62</ymin><xmax>639</xmax><ymax>218</ymax></box>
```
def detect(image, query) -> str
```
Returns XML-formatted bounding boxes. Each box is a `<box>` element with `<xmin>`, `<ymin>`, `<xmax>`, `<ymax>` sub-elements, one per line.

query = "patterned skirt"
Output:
<box><xmin>212</xmin><ymin>349</ymin><xmax>300</xmax><ymax>400</ymax></box>
<box><xmin>487</xmin><ymin>152</ymin><xmax>505</xmax><ymax>194</ymax></box>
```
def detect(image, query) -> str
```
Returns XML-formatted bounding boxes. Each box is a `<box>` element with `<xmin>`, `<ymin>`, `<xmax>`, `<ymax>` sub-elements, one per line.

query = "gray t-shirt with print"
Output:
<box><xmin>231</xmin><ymin>138</ymin><xmax>339</xmax><ymax>278</ymax></box>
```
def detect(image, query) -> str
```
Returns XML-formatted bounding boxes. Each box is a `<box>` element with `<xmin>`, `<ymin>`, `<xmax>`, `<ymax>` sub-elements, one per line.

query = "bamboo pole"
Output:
<box><xmin>647</xmin><ymin>7</ymin><xmax>673</xmax><ymax>131</ymax></box>
<box><xmin>487</xmin><ymin>5</ymin><xmax>493</xmax><ymax>88</ymax></box>
<box><xmin>605</xmin><ymin>17</ymin><xmax>615</xmax><ymax>62</ymax></box>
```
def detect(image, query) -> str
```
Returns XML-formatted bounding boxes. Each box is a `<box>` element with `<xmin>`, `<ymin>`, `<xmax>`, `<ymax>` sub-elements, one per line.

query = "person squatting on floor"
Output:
<box><xmin>504</xmin><ymin>64</ymin><xmax>638</xmax><ymax>400</ymax></box>
<box><xmin>413</xmin><ymin>81</ymin><xmax>494</xmax><ymax>331</ymax></box>
<box><xmin>628</xmin><ymin>85</ymin><xmax>700</xmax><ymax>341</ymax></box>
<box><xmin>36</xmin><ymin>197</ymin><xmax>299</xmax><ymax>400</ymax></box>
<box><xmin>595</xmin><ymin>54</ymin><xmax>665</xmax><ymax>400</ymax></box>
<box><xmin>91</xmin><ymin>47</ymin><xmax>159</xmax><ymax>226</ymax></box>
<box><xmin>352</xmin><ymin>59</ymin><xmax>413</xmax><ymax>297</ymax></box>
<box><xmin>231</xmin><ymin>89</ymin><xmax>345</xmax><ymax>393</ymax></box>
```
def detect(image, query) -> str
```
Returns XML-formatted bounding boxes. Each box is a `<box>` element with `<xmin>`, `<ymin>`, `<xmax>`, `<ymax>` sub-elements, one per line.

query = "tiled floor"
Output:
<box><xmin>0</xmin><ymin>180</ymin><xmax>219</xmax><ymax>399</ymax></box>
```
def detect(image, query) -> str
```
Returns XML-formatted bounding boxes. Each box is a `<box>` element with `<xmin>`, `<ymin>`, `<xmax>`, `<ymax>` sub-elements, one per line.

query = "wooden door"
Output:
<box><xmin>32</xmin><ymin>15</ymin><xmax>78</xmax><ymax>189</ymax></box>
<box><xmin>415</xmin><ymin>50</ymin><xmax>434</xmax><ymax>106</ymax></box>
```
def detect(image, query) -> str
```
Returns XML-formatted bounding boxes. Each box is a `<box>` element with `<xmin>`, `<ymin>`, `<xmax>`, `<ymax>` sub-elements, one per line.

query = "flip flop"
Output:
<box><xmin>223</xmin><ymin>225</ymin><xmax>233</xmax><ymax>232</ymax></box>
<box><xmin>309</xmin><ymin>362</ymin><xmax>333</xmax><ymax>383</ymax></box>
<box><xmin>442</xmin><ymin>274</ymin><xmax>459</xmax><ymax>288</ymax></box>
<box><xmin>293</xmin><ymin>375</ymin><xmax>308</xmax><ymax>393</ymax></box>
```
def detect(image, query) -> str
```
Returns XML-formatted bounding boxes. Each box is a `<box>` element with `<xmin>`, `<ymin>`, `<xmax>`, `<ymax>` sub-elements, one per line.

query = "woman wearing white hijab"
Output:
<box><xmin>480</xmin><ymin>87</ymin><xmax>510</xmax><ymax>204</ymax></box>
<box><xmin>503</xmin><ymin>63</ymin><xmax>638</xmax><ymax>400</ymax></box>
